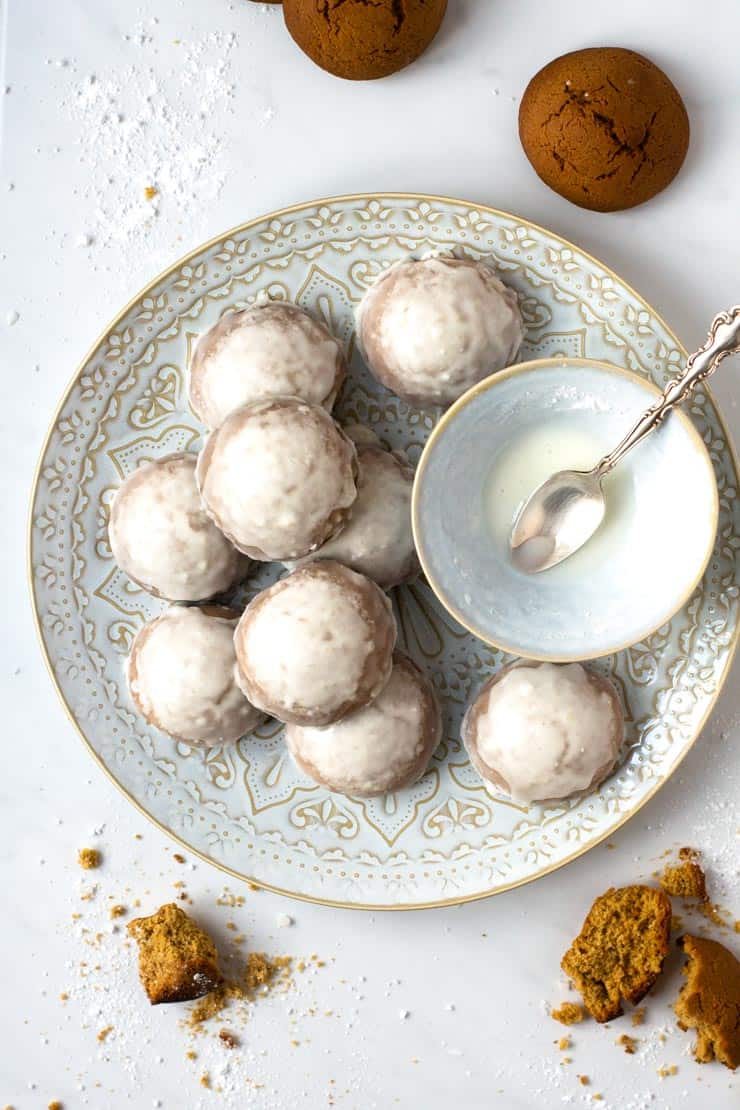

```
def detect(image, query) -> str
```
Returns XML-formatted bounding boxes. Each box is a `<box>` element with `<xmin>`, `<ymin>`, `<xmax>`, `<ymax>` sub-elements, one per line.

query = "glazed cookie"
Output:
<box><xmin>283</xmin><ymin>0</ymin><xmax>447</xmax><ymax>81</ymax></box>
<box><xmin>286</xmin><ymin>430</ymin><xmax>419</xmax><ymax>590</ymax></box>
<box><xmin>196</xmin><ymin>396</ymin><xmax>358</xmax><ymax>561</ymax></box>
<box><xmin>234</xmin><ymin>561</ymin><xmax>397</xmax><ymax>727</ymax></box>
<box><xmin>356</xmin><ymin>255</ymin><xmax>523</xmax><ymax>407</ymax></box>
<box><xmin>462</xmin><ymin>661</ymin><xmax>623</xmax><ymax>804</ymax></box>
<box><xmin>286</xmin><ymin>653</ymin><xmax>441</xmax><ymax>797</ymax></box>
<box><xmin>189</xmin><ymin>300</ymin><xmax>346</xmax><ymax>430</ymax></box>
<box><xmin>108</xmin><ymin>453</ymin><xmax>247</xmax><ymax>602</ymax></box>
<box><xmin>128</xmin><ymin>606</ymin><xmax>262</xmax><ymax>746</ymax></box>
<box><xmin>519</xmin><ymin>47</ymin><xmax>690</xmax><ymax>212</ymax></box>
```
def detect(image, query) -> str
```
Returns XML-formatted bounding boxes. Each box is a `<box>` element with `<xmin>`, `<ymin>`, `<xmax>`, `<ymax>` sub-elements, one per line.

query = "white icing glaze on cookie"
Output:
<box><xmin>356</xmin><ymin>255</ymin><xmax>523</xmax><ymax>408</ymax></box>
<box><xmin>189</xmin><ymin>300</ymin><xmax>346</xmax><ymax>429</ymax></box>
<box><xmin>234</xmin><ymin>561</ymin><xmax>396</xmax><ymax>726</ymax></box>
<box><xmin>286</xmin><ymin>441</ymin><xmax>419</xmax><ymax>590</ymax></box>
<box><xmin>128</xmin><ymin>607</ymin><xmax>261</xmax><ymax>746</ymax></box>
<box><xmin>286</xmin><ymin>653</ymin><xmax>441</xmax><ymax>797</ymax></box>
<box><xmin>196</xmin><ymin>397</ymin><xmax>358</xmax><ymax>561</ymax></box>
<box><xmin>462</xmin><ymin>662</ymin><xmax>623</xmax><ymax>805</ymax></box>
<box><xmin>108</xmin><ymin>453</ymin><xmax>246</xmax><ymax>602</ymax></box>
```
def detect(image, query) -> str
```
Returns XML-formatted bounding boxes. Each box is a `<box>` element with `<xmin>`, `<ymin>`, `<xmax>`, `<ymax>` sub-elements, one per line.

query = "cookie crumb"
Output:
<box><xmin>631</xmin><ymin>1007</ymin><xmax>646</xmax><ymax>1027</ymax></box>
<box><xmin>48</xmin><ymin>1102</ymin><xmax>63</xmax><ymax>1110</ymax></box>
<box><xmin>200</xmin><ymin>1072</ymin><xmax>210</xmax><ymax>1089</ymax></box>
<box><xmin>78</xmin><ymin>847</ymin><xmax>101</xmax><ymax>870</ymax></box>
<box><xmin>578</xmin><ymin>1074</ymin><xmax>589</xmax><ymax>1086</ymax></box>
<box><xmin>144</xmin><ymin>185</ymin><xmax>158</xmax><ymax>201</ymax></box>
<box><xmin>552</xmin><ymin>1002</ymin><xmax>585</xmax><ymax>1025</ymax></box>
<box><xmin>97</xmin><ymin>1024</ymin><xmax>113</xmax><ymax>1042</ymax></box>
<box><xmin>558</xmin><ymin>1036</ymin><xmax>571</xmax><ymax>1051</ymax></box>
<box><xmin>110</xmin><ymin>904</ymin><xmax>126</xmax><ymax>919</ymax></box>
<box><xmin>661</xmin><ymin>850</ymin><xmax>707</xmax><ymax>902</ymax></box>
<box><xmin>618</xmin><ymin>1033</ymin><xmax>638</xmax><ymax>1054</ymax></box>
<box><xmin>218</xmin><ymin>1029</ymin><xmax>238</xmax><ymax>1048</ymax></box>
<box><xmin>173</xmin><ymin>853</ymin><xmax>186</xmax><ymax>864</ymax></box>
<box><xmin>657</xmin><ymin>1065</ymin><xmax>678</xmax><ymax>1078</ymax></box>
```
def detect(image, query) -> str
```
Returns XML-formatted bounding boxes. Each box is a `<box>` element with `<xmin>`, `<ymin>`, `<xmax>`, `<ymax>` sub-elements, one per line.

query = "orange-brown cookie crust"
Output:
<box><xmin>675</xmin><ymin>935</ymin><xmax>740</xmax><ymax>1070</ymax></box>
<box><xmin>519</xmin><ymin>47</ymin><xmax>689</xmax><ymax>212</ymax></box>
<box><xmin>128</xmin><ymin>903</ymin><xmax>222</xmax><ymax>1005</ymax></box>
<box><xmin>562</xmin><ymin>885</ymin><xmax>672</xmax><ymax>1022</ymax></box>
<box><xmin>284</xmin><ymin>0</ymin><xmax>447</xmax><ymax>80</ymax></box>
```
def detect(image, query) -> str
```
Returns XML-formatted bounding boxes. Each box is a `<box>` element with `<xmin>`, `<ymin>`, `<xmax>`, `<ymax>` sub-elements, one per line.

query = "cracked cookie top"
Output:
<box><xmin>519</xmin><ymin>47</ymin><xmax>689</xmax><ymax>212</ymax></box>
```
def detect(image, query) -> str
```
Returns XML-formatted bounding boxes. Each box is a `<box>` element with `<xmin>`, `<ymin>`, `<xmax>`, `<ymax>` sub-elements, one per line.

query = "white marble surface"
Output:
<box><xmin>2</xmin><ymin>1</ymin><xmax>739</xmax><ymax>1107</ymax></box>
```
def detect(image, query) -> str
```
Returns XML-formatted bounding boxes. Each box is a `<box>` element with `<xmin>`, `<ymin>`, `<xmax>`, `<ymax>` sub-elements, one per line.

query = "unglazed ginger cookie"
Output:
<box><xmin>108</xmin><ymin>453</ymin><xmax>246</xmax><ymax>602</ymax></box>
<box><xmin>356</xmin><ymin>254</ymin><xmax>523</xmax><ymax>407</ymax></box>
<box><xmin>286</xmin><ymin>652</ymin><xmax>441</xmax><ymax>796</ymax></box>
<box><xmin>189</xmin><ymin>300</ymin><xmax>346</xmax><ymax>430</ymax></box>
<box><xmin>128</xmin><ymin>903</ymin><xmax>222</xmax><ymax>1005</ymax></box>
<box><xmin>234</xmin><ymin>561</ymin><xmax>396</xmax><ymax>727</ymax></box>
<box><xmin>196</xmin><ymin>396</ymin><xmax>358</xmax><ymax>561</ymax></box>
<box><xmin>461</xmin><ymin>662</ymin><xmax>623</xmax><ymax>805</ymax></box>
<box><xmin>127</xmin><ymin>606</ymin><xmax>262</xmax><ymax>746</ymax></box>
<box><xmin>519</xmin><ymin>47</ymin><xmax>689</xmax><ymax>212</ymax></box>
<box><xmin>675</xmin><ymin>935</ymin><xmax>740</xmax><ymax>1070</ymax></box>
<box><xmin>562</xmin><ymin>885</ymin><xmax>672</xmax><ymax>1022</ymax></box>
<box><xmin>283</xmin><ymin>0</ymin><xmax>447</xmax><ymax>81</ymax></box>
<box><xmin>287</xmin><ymin>431</ymin><xmax>419</xmax><ymax>590</ymax></box>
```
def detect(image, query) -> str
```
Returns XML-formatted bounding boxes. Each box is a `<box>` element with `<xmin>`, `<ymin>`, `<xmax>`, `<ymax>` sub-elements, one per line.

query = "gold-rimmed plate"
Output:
<box><xmin>29</xmin><ymin>193</ymin><xmax>739</xmax><ymax>909</ymax></box>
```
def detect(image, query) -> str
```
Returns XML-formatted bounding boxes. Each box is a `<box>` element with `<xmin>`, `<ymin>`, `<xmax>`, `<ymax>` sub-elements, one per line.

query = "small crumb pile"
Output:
<box><xmin>187</xmin><ymin>952</ymin><xmax>295</xmax><ymax>1029</ymax></box>
<box><xmin>551</xmin><ymin>1001</ymin><xmax>584</xmax><ymax>1026</ymax></box>
<box><xmin>78</xmin><ymin>847</ymin><xmax>101</xmax><ymax>870</ymax></box>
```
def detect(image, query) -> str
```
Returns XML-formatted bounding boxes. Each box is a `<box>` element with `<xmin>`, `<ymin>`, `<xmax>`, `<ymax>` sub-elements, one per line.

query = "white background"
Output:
<box><xmin>1</xmin><ymin>1</ymin><xmax>739</xmax><ymax>1107</ymax></box>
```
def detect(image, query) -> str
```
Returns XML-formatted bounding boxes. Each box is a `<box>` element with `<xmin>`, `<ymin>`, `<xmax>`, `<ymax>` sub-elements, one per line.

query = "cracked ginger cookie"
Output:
<box><xmin>519</xmin><ymin>47</ymin><xmax>689</xmax><ymax>211</ymax></box>
<box><xmin>561</xmin><ymin>885</ymin><xmax>672</xmax><ymax>1022</ymax></box>
<box><xmin>284</xmin><ymin>0</ymin><xmax>447</xmax><ymax>81</ymax></box>
<box><xmin>128</xmin><ymin>903</ymin><xmax>222</xmax><ymax>1005</ymax></box>
<box><xmin>675</xmin><ymin>935</ymin><xmax>740</xmax><ymax>1070</ymax></box>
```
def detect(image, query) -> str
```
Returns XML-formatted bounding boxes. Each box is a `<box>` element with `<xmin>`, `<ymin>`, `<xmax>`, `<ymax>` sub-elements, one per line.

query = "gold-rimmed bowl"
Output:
<box><xmin>412</xmin><ymin>358</ymin><xmax>719</xmax><ymax>662</ymax></box>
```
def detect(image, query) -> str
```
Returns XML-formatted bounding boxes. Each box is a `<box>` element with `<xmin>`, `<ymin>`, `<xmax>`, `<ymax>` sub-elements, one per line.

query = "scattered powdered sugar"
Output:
<box><xmin>59</xmin><ymin>24</ymin><xmax>238</xmax><ymax>258</ymax></box>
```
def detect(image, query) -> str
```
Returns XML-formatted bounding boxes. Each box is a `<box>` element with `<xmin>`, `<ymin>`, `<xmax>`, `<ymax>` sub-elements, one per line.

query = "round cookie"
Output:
<box><xmin>189</xmin><ymin>300</ymin><xmax>346</xmax><ymax>430</ymax></box>
<box><xmin>108</xmin><ymin>453</ymin><xmax>247</xmax><ymax>602</ymax></box>
<box><xmin>128</xmin><ymin>606</ymin><xmax>262</xmax><ymax>746</ymax></box>
<box><xmin>286</xmin><ymin>653</ymin><xmax>441</xmax><ymax>797</ymax></box>
<box><xmin>286</xmin><ymin>431</ymin><xmax>419</xmax><ymax>590</ymax></box>
<box><xmin>356</xmin><ymin>254</ymin><xmax>523</xmax><ymax>408</ymax></box>
<box><xmin>462</xmin><ymin>661</ymin><xmax>623</xmax><ymax>805</ymax></box>
<box><xmin>196</xmin><ymin>397</ymin><xmax>358</xmax><ymax>562</ymax></box>
<box><xmin>519</xmin><ymin>47</ymin><xmax>690</xmax><ymax>212</ymax></box>
<box><xmin>234</xmin><ymin>560</ymin><xmax>397</xmax><ymax>727</ymax></box>
<box><xmin>283</xmin><ymin>0</ymin><xmax>447</xmax><ymax>81</ymax></box>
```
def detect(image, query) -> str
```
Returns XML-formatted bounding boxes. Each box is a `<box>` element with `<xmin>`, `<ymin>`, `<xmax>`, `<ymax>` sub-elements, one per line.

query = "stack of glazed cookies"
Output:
<box><xmin>111</xmin><ymin>255</ymin><xmax>625</xmax><ymax>806</ymax></box>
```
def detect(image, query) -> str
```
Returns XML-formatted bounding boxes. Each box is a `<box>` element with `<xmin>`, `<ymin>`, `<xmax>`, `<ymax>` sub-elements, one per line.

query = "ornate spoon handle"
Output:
<box><xmin>595</xmin><ymin>306</ymin><xmax>740</xmax><ymax>478</ymax></box>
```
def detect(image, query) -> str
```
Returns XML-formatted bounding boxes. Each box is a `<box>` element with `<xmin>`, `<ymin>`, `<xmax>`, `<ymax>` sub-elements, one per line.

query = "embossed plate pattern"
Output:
<box><xmin>29</xmin><ymin>194</ymin><xmax>739</xmax><ymax>909</ymax></box>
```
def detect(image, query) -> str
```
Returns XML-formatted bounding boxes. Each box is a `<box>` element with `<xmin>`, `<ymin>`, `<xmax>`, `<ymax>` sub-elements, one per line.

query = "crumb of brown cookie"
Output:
<box><xmin>173</xmin><ymin>853</ymin><xmax>186</xmax><ymax>864</ymax></box>
<box><xmin>561</xmin><ymin>886</ymin><xmax>672</xmax><ymax>1022</ymax></box>
<box><xmin>552</xmin><ymin>1001</ymin><xmax>585</xmax><ymax>1025</ymax></box>
<box><xmin>578</xmin><ymin>1074</ymin><xmax>589</xmax><ymax>1086</ymax></box>
<box><xmin>78</xmin><ymin>848</ymin><xmax>101</xmax><ymax>870</ymax></box>
<box><xmin>674</xmin><ymin>934</ymin><xmax>740</xmax><ymax>1069</ymax></box>
<box><xmin>200</xmin><ymin>1073</ymin><xmax>210</xmax><ymax>1089</ymax></box>
<box><xmin>700</xmin><ymin>900</ymin><xmax>730</xmax><ymax>929</ymax></box>
<box><xmin>657</xmin><ymin>1065</ymin><xmax>678</xmax><ymax>1077</ymax></box>
<box><xmin>110</xmin><ymin>904</ymin><xmax>126</xmax><ymax>919</ymax></box>
<box><xmin>218</xmin><ymin>1028</ymin><xmax>239</xmax><ymax>1048</ymax></box>
<box><xmin>97</xmin><ymin>1024</ymin><xmax>113</xmax><ymax>1042</ymax></box>
<box><xmin>661</xmin><ymin>849</ymin><xmax>708</xmax><ymax>902</ymax></box>
<box><xmin>618</xmin><ymin>1033</ymin><xmax>638</xmax><ymax>1054</ymax></box>
<box><xmin>59</xmin><ymin>992</ymin><xmax>69</xmax><ymax>1002</ymax></box>
<box><xmin>144</xmin><ymin>186</ymin><xmax>158</xmax><ymax>201</ymax></box>
<box><xmin>127</xmin><ymin>903</ymin><xmax>222</xmax><ymax>1005</ymax></box>
<box><xmin>186</xmin><ymin>1050</ymin><xmax>197</xmax><ymax>1061</ymax></box>
<box><xmin>247</xmin><ymin>882</ymin><xmax>261</xmax><ymax>892</ymax></box>
<box><xmin>558</xmin><ymin>1036</ymin><xmax>571</xmax><ymax>1051</ymax></box>
<box><xmin>48</xmin><ymin>1102</ymin><xmax>63</xmax><ymax>1110</ymax></box>
<box><xmin>631</xmin><ymin>1007</ymin><xmax>646</xmax><ymax>1027</ymax></box>
<box><xmin>186</xmin><ymin>953</ymin><xmax>294</xmax><ymax>1028</ymax></box>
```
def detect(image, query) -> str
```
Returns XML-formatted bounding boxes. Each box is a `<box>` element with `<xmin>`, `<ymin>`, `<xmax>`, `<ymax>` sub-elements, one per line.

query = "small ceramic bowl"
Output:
<box><xmin>412</xmin><ymin>358</ymin><xmax>719</xmax><ymax>661</ymax></box>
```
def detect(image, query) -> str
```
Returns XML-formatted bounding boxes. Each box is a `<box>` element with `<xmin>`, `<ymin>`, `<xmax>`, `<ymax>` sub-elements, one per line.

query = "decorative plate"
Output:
<box><xmin>29</xmin><ymin>194</ymin><xmax>739</xmax><ymax>910</ymax></box>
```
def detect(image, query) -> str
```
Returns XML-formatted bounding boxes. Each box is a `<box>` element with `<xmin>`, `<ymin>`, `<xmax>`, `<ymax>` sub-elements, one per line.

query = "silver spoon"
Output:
<box><xmin>510</xmin><ymin>306</ymin><xmax>740</xmax><ymax>574</ymax></box>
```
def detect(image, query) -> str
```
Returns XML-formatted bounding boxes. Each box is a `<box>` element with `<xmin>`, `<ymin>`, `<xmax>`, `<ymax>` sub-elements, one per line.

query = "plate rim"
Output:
<box><xmin>27</xmin><ymin>191</ymin><xmax>740</xmax><ymax>911</ymax></box>
<box><xmin>412</xmin><ymin>356</ymin><xmax>720</xmax><ymax>663</ymax></box>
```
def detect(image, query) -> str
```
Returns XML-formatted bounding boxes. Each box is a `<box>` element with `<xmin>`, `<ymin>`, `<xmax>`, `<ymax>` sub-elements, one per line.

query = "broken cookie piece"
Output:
<box><xmin>562</xmin><ymin>885</ymin><xmax>672</xmax><ymax>1022</ymax></box>
<box><xmin>128</xmin><ymin>903</ymin><xmax>222</xmax><ymax>1005</ymax></box>
<box><xmin>675</xmin><ymin>935</ymin><xmax>739</xmax><ymax>1070</ymax></box>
